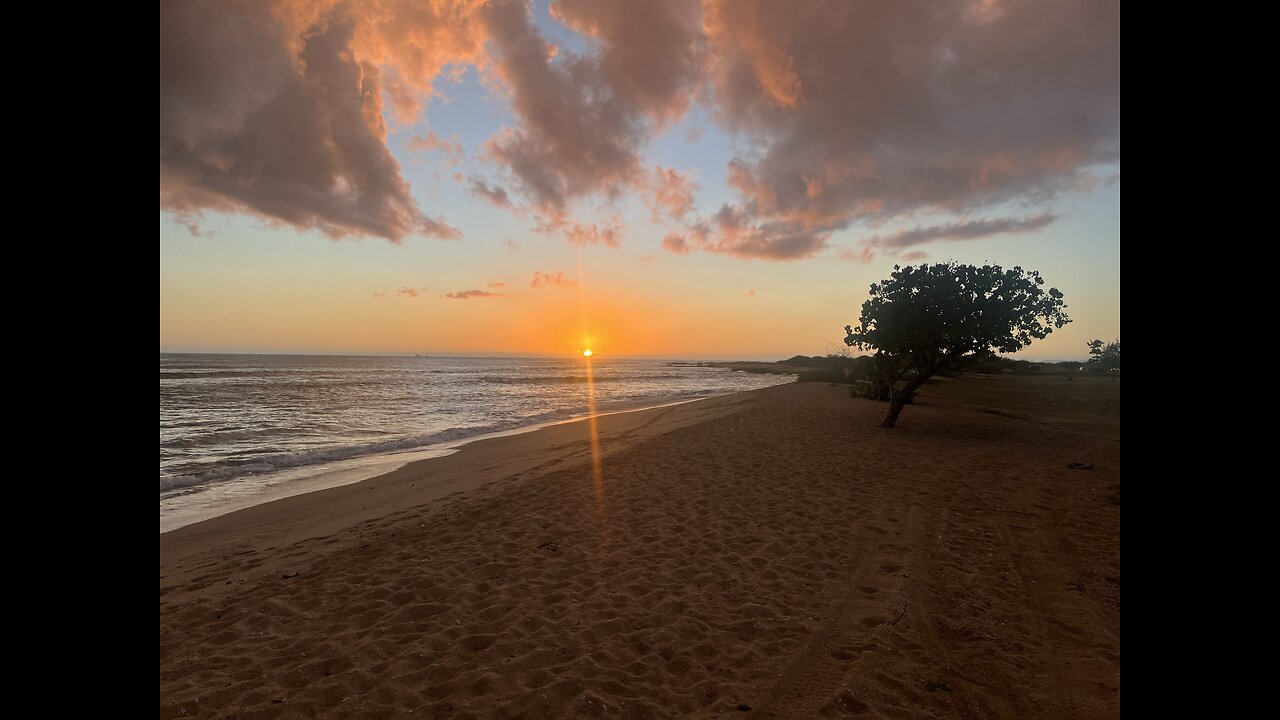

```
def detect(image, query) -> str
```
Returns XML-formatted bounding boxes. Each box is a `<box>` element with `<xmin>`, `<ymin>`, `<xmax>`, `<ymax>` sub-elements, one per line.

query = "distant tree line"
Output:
<box><xmin>1087</xmin><ymin>339</ymin><xmax>1121</xmax><ymax>370</ymax></box>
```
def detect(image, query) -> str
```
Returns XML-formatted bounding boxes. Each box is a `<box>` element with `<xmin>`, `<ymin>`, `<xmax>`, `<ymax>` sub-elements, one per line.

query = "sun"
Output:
<box><xmin>581</xmin><ymin>349</ymin><xmax>594</xmax><ymax>357</ymax></box>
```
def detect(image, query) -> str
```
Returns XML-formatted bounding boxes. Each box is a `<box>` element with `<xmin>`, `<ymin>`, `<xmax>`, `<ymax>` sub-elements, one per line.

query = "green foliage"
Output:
<box><xmin>844</xmin><ymin>263</ymin><xmax>1070</xmax><ymax>427</ymax></box>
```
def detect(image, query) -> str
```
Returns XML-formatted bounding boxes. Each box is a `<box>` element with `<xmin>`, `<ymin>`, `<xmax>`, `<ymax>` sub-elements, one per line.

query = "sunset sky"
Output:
<box><xmin>160</xmin><ymin>0</ymin><xmax>1119</xmax><ymax>360</ymax></box>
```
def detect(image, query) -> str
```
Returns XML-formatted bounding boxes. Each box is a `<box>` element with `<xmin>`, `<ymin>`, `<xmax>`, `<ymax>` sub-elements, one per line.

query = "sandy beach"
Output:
<box><xmin>160</xmin><ymin>376</ymin><xmax>1120</xmax><ymax>718</ymax></box>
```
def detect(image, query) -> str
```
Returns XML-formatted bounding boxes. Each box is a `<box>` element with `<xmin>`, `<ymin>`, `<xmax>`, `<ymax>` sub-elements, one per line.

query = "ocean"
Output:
<box><xmin>160</xmin><ymin>354</ymin><xmax>792</xmax><ymax>531</ymax></box>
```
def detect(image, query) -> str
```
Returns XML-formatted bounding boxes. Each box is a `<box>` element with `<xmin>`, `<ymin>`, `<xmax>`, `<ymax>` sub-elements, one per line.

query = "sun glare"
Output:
<box><xmin>581</xmin><ymin>349</ymin><xmax>594</xmax><ymax>357</ymax></box>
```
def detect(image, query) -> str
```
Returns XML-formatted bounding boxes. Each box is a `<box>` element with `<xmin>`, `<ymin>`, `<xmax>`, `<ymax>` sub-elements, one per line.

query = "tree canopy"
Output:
<box><xmin>1088</xmin><ymin>339</ymin><xmax>1121</xmax><ymax>369</ymax></box>
<box><xmin>845</xmin><ymin>262</ymin><xmax>1070</xmax><ymax>428</ymax></box>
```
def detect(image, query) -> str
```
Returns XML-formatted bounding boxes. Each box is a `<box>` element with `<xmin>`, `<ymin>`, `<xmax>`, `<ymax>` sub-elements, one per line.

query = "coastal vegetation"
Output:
<box><xmin>844</xmin><ymin>263</ymin><xmax>1071</xmax><ymax>428</ymax></box>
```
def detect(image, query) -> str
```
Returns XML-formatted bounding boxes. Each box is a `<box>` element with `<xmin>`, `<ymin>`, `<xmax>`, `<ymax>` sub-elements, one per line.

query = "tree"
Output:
<box><xmin>844</xmin><ymin>263</ymin><xmax>1070</xmax><ymax>428</ymax></box>
<box><xmin>1087</xmin><ymin>339</ymin><xmax>1105</xmax><ymax>360</ymax></box>
<box><xmin>1087</xmin><ymin>338</ymin><xmax>1121</xmax><ymax>370</ymax></box>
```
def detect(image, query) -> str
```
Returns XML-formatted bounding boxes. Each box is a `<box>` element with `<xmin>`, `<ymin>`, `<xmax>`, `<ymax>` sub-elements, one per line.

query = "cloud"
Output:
<box><xmin>479</xmin><ymin>0</ymin><xmax>704</xmax><ymax>225</ymax></box>
<box><xmin>661</xmin><ymin>204</ymin><xmax>829</xmax><ymax>260</ymax></box>
<box><xmin>409</xmin><ymin>131</ymin><xmax>464</xmax><ymax>165</ymax></box>
<box><xmin>503</xmin><ymin>238</ymin><xmax>519</xmax><ymax>252</ymax></box>
<box><xmin>746</xmin><ymin>289</ymin><xmax>756</xmax><ymax>296</ymax></box>
<box><xmin>531</xmin><ymin>271</ymin><xmax>577</xmax><ymax>288</ymax></box>
<box><xmin>160</xmin><ymin>0</ymin><xmax>1115</xmax><ymax>258</ymax></box>
<box><xmin>442</xmin><ymin>289</ymin><xmax>507</xmax><ymax>299</ymax></box>
<box><xmin>565</xmin><ymin>219</ymin><xmax>622</xmax><ymax>247</ymax></box>
<box><xmin>159</xmin><ymin>0</ymin><xmax>479</xmax><ymax>242</ymax></box>
<box><xmin>866</xmin><ymin>214</ymin><xmax>1056</xmax><ymax>249</ymax></box>
<box><xmin>898</xmin><ymin>250</ymin><xmax>928</xmax><ymax>262</ymax></box>
<box><xmin>684</xmin><ymin>126</ymin><xmax>706</xmax><ymax>142</ymax></box>
<box><xmin>641</xmin><ymin>167</ymin><xmax>697</xmax><ymax>223</ymax></box>
<box><xmin>374</xmin><ymin>287</ymin><xmax>419</xmax><ymax>298</ymax></box>
<box><xmin>637</xmin><ymin>254</ymin><xmax>658</xmax><ymax>262</ymax></box>
<box><xmin>677</xmin><ymin>0</ymin><xmax>1119</xmax><ymax>260</ymax></box>
<box><xmin>661</xmin><ymin>231</ymin><xmax>691</xmax><ymax>255</ymax></box>
<box><xmin>467</xmin><ymin>177</ymin><xmax>514</xmax><ymax>209</ymax></box>
<box><xmin>487</xmin><ymin>281</ymin><xmax>507</xmax><ymax>288</ymax></box>
<box><xmin>835</xmin><ymin>246</ymin><xmax>874</xmax><ymax>263</ymax></box>
<box><xmin>550</xmin><ymin>0</ymin><xmax>705</xmax><ymax>123</ymax></box>
<box><xmin>479</xmin><ymin>0</ymin><xmax>643</xmax><ymax>221</ymax></box>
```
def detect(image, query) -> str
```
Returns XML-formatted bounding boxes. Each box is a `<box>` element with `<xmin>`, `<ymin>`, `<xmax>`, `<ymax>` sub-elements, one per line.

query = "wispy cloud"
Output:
<box><xmin>564</xmin><ymin>219</ymin><xmax>622</xmax><ymax>248</ymax></box>
<box><xmin>409</xmin><ymin>131</ymin><xmax>464</xmax><ymax>166</ymax></box>
<box><xmin>641</xmin><ymin>167</ymin><xmax>697</xmax><ymax>223</ymax></box>
<box><xmin>467</xmin><ymin>177</ymin><xmax>514</xmax><ymax>209</ymax></box>
<box><xmin>442</xmin><ymin>289</ymin><xmax>506</xmax><ymax>299</ymax></box>
<box><xmin>866</xmin><ymin>214</ymin><xmax>1057</xmax><ymax>249</ymax></box>
<box><xmin>531</xmin><ymin>271</ymin><xmax>577</xmax><ymax>288</ymax></box>
<box><xmin>487</xmin><ymin>281</ymin><xmax>507</xmax><ymax>288</ymax></box>
<box><xmin>372</xmin><ymin>286</ymin><xmax>421</xmax><ymax>299</ymax></box>
<box><xmin>834</xmin><ymin>246</ymin><xmax>874</xmax><ymax>263</ymax></box>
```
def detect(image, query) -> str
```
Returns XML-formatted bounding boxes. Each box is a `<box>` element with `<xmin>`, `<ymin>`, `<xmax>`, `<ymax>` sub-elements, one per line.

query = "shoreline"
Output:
<box><xmin>160</xmin><ymin>386</ymin><xmax>772</xmax><ymax>534</ymax></box>
<box><xmin>161</xmin><ymin>385</ymin><xmax>768</xmax><ymax>553</ymax></box>
<box><xmin>161</xmin><ymin>376</ymin><xmax>1120</xmax><ymax>717</ymax></box>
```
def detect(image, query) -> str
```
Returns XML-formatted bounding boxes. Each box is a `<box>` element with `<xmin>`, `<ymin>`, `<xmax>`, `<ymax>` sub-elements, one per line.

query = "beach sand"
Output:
<box><xmin>160</xmin><ymin>376</ymin><xmax>1120</xmax><ymax>718</ymax></box>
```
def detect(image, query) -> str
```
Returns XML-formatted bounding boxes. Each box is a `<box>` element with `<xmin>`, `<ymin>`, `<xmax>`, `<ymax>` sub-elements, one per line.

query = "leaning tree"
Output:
<box><xmin>844</xmin><ymin>263</ymin><xmax>1070</xmax><ymax>428</ymax></box>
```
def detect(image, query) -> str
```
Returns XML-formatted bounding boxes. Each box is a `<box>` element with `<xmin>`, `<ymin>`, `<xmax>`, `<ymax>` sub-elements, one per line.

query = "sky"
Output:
<box><xmin>160</xmin><ymin>0</ymin><xmax>1120</xmax><ymax>361</ymax></box>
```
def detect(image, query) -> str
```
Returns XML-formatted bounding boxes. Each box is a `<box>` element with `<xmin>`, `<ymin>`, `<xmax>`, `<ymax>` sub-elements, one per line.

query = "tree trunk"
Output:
<box><xmin>880</xmin><ymin>396</ymin><xmax>908</xmax><ymax>428</ymax></box>
<box><xmin>880</xmin><ymin>372</ymin><xmax>933</xmax><ymax>428</ymax></box>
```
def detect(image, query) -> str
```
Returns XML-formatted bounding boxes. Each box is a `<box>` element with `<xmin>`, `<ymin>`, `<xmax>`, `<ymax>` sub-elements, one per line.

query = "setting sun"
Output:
<box><xmin>581</xmin><ymin>349</ymin><xmax>594</xmax><ymax>357</ymax></box>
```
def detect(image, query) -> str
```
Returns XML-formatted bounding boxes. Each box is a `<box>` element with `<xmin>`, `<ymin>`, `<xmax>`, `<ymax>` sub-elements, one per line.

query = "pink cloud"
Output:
<box><xmin>661</xmin><ymin>205</ymin><xmax>829</xmax><ymax>261</ymax></box>
<box><xmin>565</xmin><ymin>219</ymin><xmax>622</xmax><ymax>248</ymax></box>
<box><xmin>641</xmin><ymin>167</ymin><xmax>697</xmax><ymax>223</ymax></box>
<box><xmin>746</xmin><ymin>289</ymin><xmax>756</xmax><ymax>296</ymax></box>
<box><xmin>503</xmin><ymin>238</ymin><xmax>519</xmax><ymax>252</ymax></box>
<box><xmin>159</xmin><ymin>0</ymin><xmax>478</xmax><ymax>241</ymax></box>
<box><xmin>680</xmin><ymin>0</ymin><xmax>1119</xmax><ymax>259</ymax></box>
<box><xmin>160</xmin><ymin>0</ymin><xmax>1116</xmax><ymax>259</ymax></box>
<box><xmin>866</xmin><ymin>214</ymin><xmax>1056</xmax><ymax>249</ymax></box>
<box><xmin>531</xmin><ymin>271</ymin><xmax>577</xmax><ymax>288</ymax></box>
<box><xmin>479</xmin><ymin>0</ymin><xmax>645</xmax><ymax>221</ymax></box>
<box><xmin>409</xmin><ymin>131</ymin><xmax>464</xmax><ymax>165</ymax></box>
<box><xmin>550</xmin><ymin>0</ymin><xmax>704</xmax><ymax>124</ymax></box>
<box><xmin>396</xmin><ymin>287</ymin><xmax>419</xmax><ymax>298</ymax></box>
<box><xmin>442</xmin><ymin>289</ymin><xmax>506</xmax><ymax>299</ymax></box>
<box><xmin>661</xmin><ymin>231</ymin><xmax>691</xmax><ymax>255</ymax></box>
<box><xmin>487</xmin><ymin>281</ymin><xmax>507</xmax><ymax>288</ymax></box>
<box><xmin>898</xmin><ymin>250</ymin><xmax>928</xmax><ymax>262</ymax></box>
<box><xmin>467</xmin><ymin>177</ymin><xmax>514</xmax><ymax>209</ymax></box>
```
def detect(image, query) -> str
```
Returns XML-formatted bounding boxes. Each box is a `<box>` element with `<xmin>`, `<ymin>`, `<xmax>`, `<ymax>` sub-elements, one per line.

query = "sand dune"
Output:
<box><xmin>160</xmin><ymin>376</ymin><xmax>1120</xmax><ymax>718</ymax></box>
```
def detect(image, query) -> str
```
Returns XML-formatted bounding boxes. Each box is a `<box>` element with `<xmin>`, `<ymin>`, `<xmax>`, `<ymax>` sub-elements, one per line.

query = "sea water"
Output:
<box><xmin>160</xmin><ymin>354</ymin><xmax>791</xmax><ymax>531</ymax></box>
